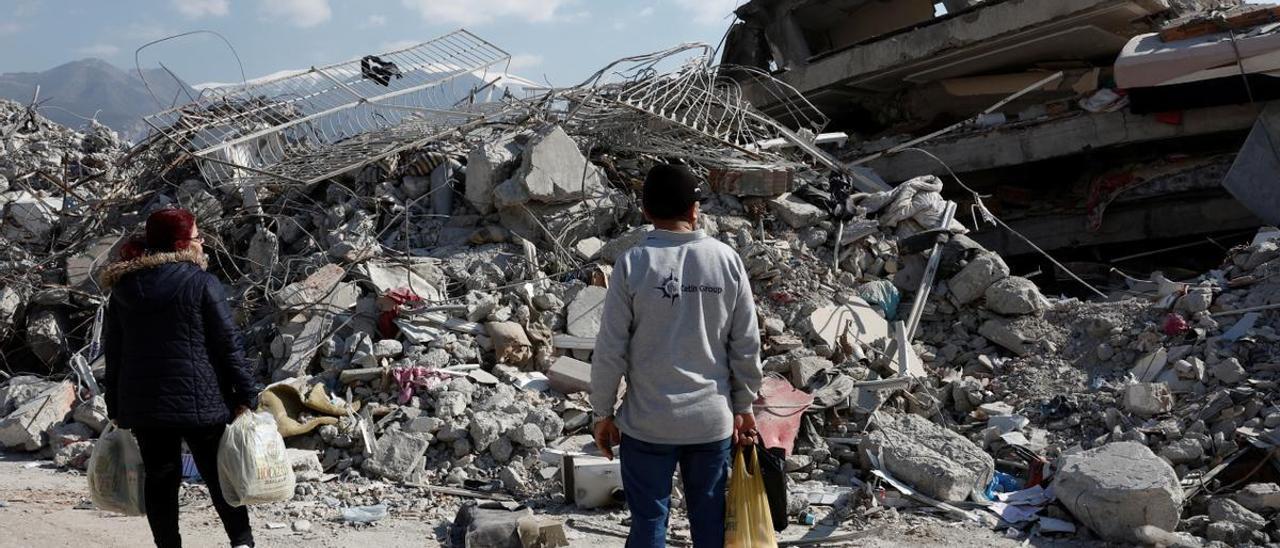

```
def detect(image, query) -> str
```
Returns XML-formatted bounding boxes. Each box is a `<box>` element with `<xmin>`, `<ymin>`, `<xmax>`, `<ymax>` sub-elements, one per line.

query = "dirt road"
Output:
<box><xmin>0</xmin><ymin>452</ymin><xmax>1084</xmax><ymax>547</ymax></box>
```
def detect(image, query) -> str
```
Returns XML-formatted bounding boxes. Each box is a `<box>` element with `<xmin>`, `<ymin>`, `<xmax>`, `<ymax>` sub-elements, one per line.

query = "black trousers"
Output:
<box><xmin>133</xmin><ymin>425</ymin><xmax>254</xmax><ymax>548</ymax></box>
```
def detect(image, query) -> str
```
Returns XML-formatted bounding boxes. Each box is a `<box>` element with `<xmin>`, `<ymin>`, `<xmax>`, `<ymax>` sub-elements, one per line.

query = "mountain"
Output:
<box><xmin>0</xmin><ymin>58</ymin><xmax>198</xmax><ymax>142</ymax></box>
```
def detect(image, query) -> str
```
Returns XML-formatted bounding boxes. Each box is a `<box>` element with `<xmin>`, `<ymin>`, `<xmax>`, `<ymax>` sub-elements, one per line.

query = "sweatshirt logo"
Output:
<box><xmin>656</xmin><ymin>273</ymin><xmax>681</xmax><ymax>305</ymax></box>
<box><xmin>654</xmin><ymin>272</ymin><xmax>725</xmax><ymax>306</ymax></box>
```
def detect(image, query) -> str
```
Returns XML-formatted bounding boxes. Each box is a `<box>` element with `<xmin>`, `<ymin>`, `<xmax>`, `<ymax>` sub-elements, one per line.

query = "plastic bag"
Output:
<box><xmin>756</xmin><ymin>442</ymin><xmax>789</xmax><ymax>532</ymax></box>
<box><xmin>725</xmin><ymin>445</ymin><xmax>777</xmax><ymax>547</ymax></box>
<box><xmin>86</xmin><ymin>424</ymin><xmax>146</xmax><ymax>516</ymax></box>
<box><xmin>218</xmin><ymin>412</ymin><xmax>295</xmax><ymax>507</ymax></box>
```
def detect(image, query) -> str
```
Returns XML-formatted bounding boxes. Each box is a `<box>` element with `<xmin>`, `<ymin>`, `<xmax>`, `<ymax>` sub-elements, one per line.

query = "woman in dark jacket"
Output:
<box><xmin>101</xmin><ymin>207</ymin><xmax>259</xmax><ymax>548</ymax></box>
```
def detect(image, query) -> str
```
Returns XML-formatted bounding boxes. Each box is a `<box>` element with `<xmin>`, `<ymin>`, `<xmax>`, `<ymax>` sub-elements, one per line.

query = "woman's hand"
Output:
<box><xmin>233</xmin><ymin>405</ymin><xmax>250</xmax><ymax>418</ymax></box>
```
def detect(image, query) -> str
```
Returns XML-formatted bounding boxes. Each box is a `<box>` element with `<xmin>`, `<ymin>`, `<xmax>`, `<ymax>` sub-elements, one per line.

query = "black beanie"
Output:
<box><xmin>643</xmin><ymin>164</ymin><xmax>702</xmax><ymax>220</ymax></box>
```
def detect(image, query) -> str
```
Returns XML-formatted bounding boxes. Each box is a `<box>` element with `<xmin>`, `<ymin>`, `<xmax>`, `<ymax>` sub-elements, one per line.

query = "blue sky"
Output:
<box><xmin>0</xmin><ymin>0</ymin><xmax>742</xmax><ymax>86</ymax></box>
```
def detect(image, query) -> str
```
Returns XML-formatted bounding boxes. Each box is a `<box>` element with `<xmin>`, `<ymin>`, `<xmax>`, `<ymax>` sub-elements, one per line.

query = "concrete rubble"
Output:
<box><xmin>2</xmin><ymin>5</ymin><xmax>1280</xmax><ymax>542</ymax></box>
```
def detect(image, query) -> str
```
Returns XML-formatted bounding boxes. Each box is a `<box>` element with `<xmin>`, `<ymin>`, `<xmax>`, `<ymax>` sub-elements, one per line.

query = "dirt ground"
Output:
<box><xmin>0</xmin><ymin>452</ymin><xmax>1088</xmax><ymax>548</ymax></box>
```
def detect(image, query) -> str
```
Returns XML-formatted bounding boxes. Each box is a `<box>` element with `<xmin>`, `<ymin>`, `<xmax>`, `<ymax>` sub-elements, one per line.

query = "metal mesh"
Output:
<box><xmin>143</xmin><ymin>30</ymin><xmax>512</xmax><ymax>188</ymax></box>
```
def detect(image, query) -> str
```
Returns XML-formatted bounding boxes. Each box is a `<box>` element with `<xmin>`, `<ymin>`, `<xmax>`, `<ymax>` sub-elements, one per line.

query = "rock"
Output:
<box><xmin>288</xmin><ymin>448</ymin><xmax>325</xmax><ymax>482</ymax></box>
<box><xmin>486</xmin><ymin>322</ymin><xmax>532</xmax><ymax>366</ymax></box>
<box><xmin>53</xmin><ymin>440</ymin><xmax>93</xmax><ymax>470</ymax></box>
<box><xmin>532</xmin><ymin>293</ymin><xmax>563</xmax><ymax>312</ymax></box>
<box><xmin>982</xmin><ymin>276</ymin><xmax>1047</xmax><ymax>316</ymax></box>
<box><xmin>860</xmin><ymin>413</ymin><xmax>994</xmax><ymax>503</ymax></box>
<box><xmin>508</xmin><ymin>424</ymin><xmax>546</xmax><ymax>449</ymax></box>
<box><xmin>768</xmin><ymin>192</ymin><xmax>827</xmax><ymax>229</ymax></box>
<box><xmin>574</xmin><ymin>237</ymin><xmax>605</xmax><ymax>260</ymax></box>
<box><xmin>292</xmin><ymin>519</ymin><xmax>313</xmax><ymax>533</ymax></box>
<box><xmin>1054</xmin><ymin>441</ymin><xmax>1183</xmax><ymax>543</ymax></box>
<box><xmin>789</xmin><ymin>357</ymin><xmax>834</xmax><ymax>389</ymax></box>
<box><xmin>25</xmin><ymin>309</ymin><xmax>66</xmax><ymax>366</ymax></box>
<box><xmin>566</xmin><ymin>286</ymin><xmax>607</xmax><ymax>338</ymax></box>
<box><xmin>784</xmin><ymin>454</ymin><xmax>813</xmax><ymax>472</ymax></box>
<box><xmin>373</xmin><ymin>339</ymin><xmax>403</xmax><ymax>358</ymax></box>
<box><xmin>1206</xmin><ymin>521</ymin><xmax>1253</xmax><ymax>544</ymax></box>
<box><xmin>1208</xmin><ymin>498</ymin><xmax>1266</xmax><ymax>530</ymax></box>
<box><xmin>1236</xmin><ymin>483</ymin><xmax>1280</xmax><ymax>513</ymax></box>
<box><xmin>469</xmin><ymin>414</ymin><xmax>503</xmax><ymax>450</ymax></box>
<box><xmin>1160</xmin><ymin>438</ymin><xmax>1204</xmax><ymax>465</ymax></box>
<box><xmin>1211</xmin><ymin>357</ymin><xmax>1247</xmax><ymax>384</ymax></box>
<box><xmin>978</xmin><ymin>318</ymin><xmax>1031</xmax><ymax>356</ymax></box>
<box><xmin>362</xmin><ymin>430</ymin><xmax>431</xmax><ymax>483</ymax></box>
<box><xmin>949</xmin><ymin>253</ymin><xmax>1009</xmax><ymax>305</ymax></box>
<box><xmin>490</xmin><ymin>436</ymin><xmax>515</xmax><ymax>463</ymax></box>
<box><xmin>500</xmin><ymin>463</ymin><xmax>528</xmax><ymax>492</ymax></box>
<box><xmin>48</xmin><ymin>421</ymin><xmax>94</xmax><ymax>448</ymax></box>
<box><xmin>513</xmin><ymin>126</ymin><xmax>606</xmax><ymax>204</ymax></box>
<box><xmin>72</xmin><ymin>396</ymin><xmax>109</xmax><ymax>433</ymax></box>
<box><xmin>525</xmin><ymin>408</ymin><xmax>564</xmax><ymax>441</ymax></box>
<box><xmin>0</xmin><ymin>381</ymin><xmax>74</xmax><ymax>451</ymax></box>
<box><xmin>404</xmin><ymin>416</ymin><xmax>444</xmax><ymax>435</ymax></box>
<box><xmin>1176</xmin><ymin>287</ymin><xmax>1213</xmax><ymax>314</ymax></box>
<box><xmin>1123</xmin><ymin>383</ymin><xmax>1173</xmax><ymax>418</ymax></box>
<box><xmin>466</xmin><ymin>133</ymin><xmax>522</xmax><ymax>214</ymax></box>
<box><xmin>434</xmin><ymin>391</ymin><xmax>469</xmax><ymax>418</ymax></box>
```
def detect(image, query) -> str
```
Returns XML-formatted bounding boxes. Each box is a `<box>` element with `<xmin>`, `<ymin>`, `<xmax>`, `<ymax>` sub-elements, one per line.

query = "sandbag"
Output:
<box><xmin>86</xmin><ymin>424</ymin><xmax>146</xmax><ymax>516</ymax></box>
<box><xmin>218</xmin><ymin>412</ymin><xmax>295</xmax><ymax>507</ymax></box>
<box><xmin>725</xmin><ymin>445</ymin><xmax>777</xmax><ymax>547</ymax></box>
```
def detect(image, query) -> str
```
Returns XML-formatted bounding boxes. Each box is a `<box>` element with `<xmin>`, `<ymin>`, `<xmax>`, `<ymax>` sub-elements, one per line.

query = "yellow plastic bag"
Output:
<box><xmin>725</xmin><ymin>445</ymin><xmax>777</xmax><ymax>547</ymax></box>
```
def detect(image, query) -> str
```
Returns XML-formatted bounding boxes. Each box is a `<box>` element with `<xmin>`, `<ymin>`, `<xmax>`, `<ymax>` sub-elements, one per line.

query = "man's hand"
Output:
<box><xmin>593</xmin><ymin>417</ymin><xmax>621</xmax><ymax>460</ymax></box>
<box><xmin>233</xmin><ymin>405</ymin><xmax>250</xmax><ymax>418</ymax></box>
<box><xmin>734</xmin><ymin>412</ymin><xmax>757</xmax><ymax>446</ymax></box>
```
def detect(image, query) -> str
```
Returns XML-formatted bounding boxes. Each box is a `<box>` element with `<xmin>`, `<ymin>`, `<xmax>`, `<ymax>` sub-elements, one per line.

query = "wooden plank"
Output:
<box><xmin>1159</xmin><ymin>7</ymin><xmax>1280</xmax><ymax>42</ymax></box>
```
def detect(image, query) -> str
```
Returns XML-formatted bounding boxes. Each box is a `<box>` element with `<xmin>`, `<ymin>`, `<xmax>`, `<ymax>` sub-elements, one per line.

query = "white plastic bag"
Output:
<box><xmin>218</xmin><ymin>412</ymin><xmax>295</xmax><ymax>507</ymax></box>
<box><xmin>86</xmin><ymin>424</ymin><xmax>146</xmax><ymax>516</ymax></box>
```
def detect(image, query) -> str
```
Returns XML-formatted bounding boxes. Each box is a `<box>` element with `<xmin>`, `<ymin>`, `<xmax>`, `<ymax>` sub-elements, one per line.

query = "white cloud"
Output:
<box><xmin>171</xmin><ymin>0</ymin><xmax>228</xmax><ymax>18</ymax></box>
<box><xmin>259</xmin><ymin>0</ymin><xmax>332</xmax><ymax>28</ymax></box>
<box><xmin>400</xmin><ymin>0</ymin><xmax>571</xmax><ymax>26</ymax></box>
<box><xmin>638</xmin><ymin>6</ymin><xmax>655</xmax><ymax>17</ymax></box>
<box><xmin>378</xmin><ymin>39</ymin><xmax>421</xmax><ymax>52</ymax></box>
<box><xmin>360</xmin><ymin>14</ymin><xmax>388</xmax><ymax>28</ymax></box>
<box><xmin>508</xmin><ymin>53</ymin><xmax>543</xmax><ymax>71</ymax></box>
<box><xmin>77</xmin><ymin>44</ymin><xmax>121</xmax><ymax>57</ymax></box>
<box><xmin>0</xmin><ymin>22</ymin><xmax>19</xmax><ymax>36</ymax></box>
<box><xmin>671</xmin><ymin>0</ymin><xmax>740</xmax><ymax>25</ymax></box>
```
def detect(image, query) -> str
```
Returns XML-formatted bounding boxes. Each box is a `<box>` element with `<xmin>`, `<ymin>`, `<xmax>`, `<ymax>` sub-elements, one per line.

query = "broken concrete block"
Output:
<box><xmin>978</xmin><ymin>318</ymin><xmax>1030</xmax><ymax>356</ymax></box>
<box><xmin>486</xmin><ymin>322</ymin><xmax>532</xmax><ymax>366</ymax></box>
<box><xmin>1</xmin><ymin>192</ymin><xmax>63</xmax><ymax>245</ymax></box>
<box><xmin>1211</xmin><ymin>357</ymin><xmax>1247</xmax><ymax>384</ymax></box>
<box><xmin>808</xmin><ymin>299</ymin><xmax>889</xmax><ymax>348</ymax></box>
<box><xmin>1209</xmin><ymin>498</ymin><xmax>1266</xmax><ymax>530</ymax></box>
<box><xmin>363</xmin><ymin>430</ymin><xmax>431</xmax><ymax>483</ymax></box>
<box><xmin>1159</xmin><ymin>438</ymin><xmax>1204</xmax><ymax>465</ymax></box>
<box><xmin>0</xmin><ymin>286</ymin><xmax>24</xmax><ymax>338</ymax></box>
<box><xmin>288</xmin><ymin>448</ymin><xmax>324</xmax><ymax>482</ymax></box>
<box><xmin>547</xmin><ymin>356</ymin><xmax>592</xmax><ymax>394</ymax></box>
<box><xmin>1123</xmin><ymin>383</ymin><xmax>1173</xmax><ymax>418</ymax></box>
<box><xmin>789</xmin><ymin>356</ymin><xmax>834</xmax><ymax>389</ymax></box>
<box><xmin>574</xmin><ymin>237</ymin><xmax>605</xmax><ymax>261</ymax></box>
<box><xmin>514</xmin><ymin>126</ymin><xmax>606</xmax><ymax>204</ymax></box>
<box><xmin>599</xmin><ymin>225</ymin><xmax>653</xmax><ymax>264</ymax></box>
<box><xmin>72</xmin><ymin>395</ymin><xmax>109</xmax><ymax>433</ymax></box>
<box><xmin>54</xmin><ymin>440</ymin><xmax>94</xmax><ymax>470</ymax></box>
<box><xmin>566</xmin><ymin>286</ymin><xmax>607</xmax><ymax>339</ymax></box>
<box><xmin>1055</xmin><ymin>441</ymin><xmax>1183</xmax><ymax>543</ymax></box>
<box><xmin>466</xmin><ymin>134</ymin><xmax>522</xmax><ymax>215</ymax></box>
<box><xmin>982</xmin><ymin>276</ymin><xmax>1047</xmax><ymax>316</ymax></box>
<box><xmin>25</xmin><ymin>308</ymin><xmax>66</xmax><ymax>366</ymax></box>
<box><xmin>768</xmin><ymin>192</ymin><xmax>827</xmax><ymax>229</ymax></box>
<box><xmin>1236</xmin><ymin>483</ymin><xmax>1280</xmax><ymax>513</ymax></box>
<box><xmin>1206</xmin><ymin>521</ymin><xmax>1254</xmax><ymax>544</ymax></box>
<box><xmin>0</xmin><ymin>381</ymin><xmax>74</xmax><ymax>451</ymax></box>
<box><xmin>0</xmin><ymin>375</ymin><xmax>58</xmax><ymax>416</ymax></box>
<box><xmin>860</xmin><ymin>413</ymin><xmax>994</xmax><ymax>503</ymax></box>
<box><xmin>949</xmin><ymin>253</ymin><xmax>1009</xmax><ymax>304</ymax></box>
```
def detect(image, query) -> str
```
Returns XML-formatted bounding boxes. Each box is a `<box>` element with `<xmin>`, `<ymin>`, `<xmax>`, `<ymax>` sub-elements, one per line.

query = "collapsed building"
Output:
<box><xmin>724</xmin><ymin>0</ymin><xmax>1276</xmax><ymax>283</ymax></box>
<box><xmin>0</xmin><ymin>7</ymin><xmax>1279</xmax><ymax>547</ymax></box>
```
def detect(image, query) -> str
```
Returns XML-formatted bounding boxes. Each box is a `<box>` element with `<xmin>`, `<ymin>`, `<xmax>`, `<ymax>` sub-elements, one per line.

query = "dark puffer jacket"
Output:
<box><xmin>101</xmin><ymin>249</ymin><xmax>259</xmax><ymax>429</ymax></box>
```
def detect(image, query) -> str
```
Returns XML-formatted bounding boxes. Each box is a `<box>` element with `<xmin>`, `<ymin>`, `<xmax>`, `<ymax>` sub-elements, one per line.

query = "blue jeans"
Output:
<box><xmin>621</xmin><ymin>433</ymin><xmax>731</xmax><ymax>548</ymax></box>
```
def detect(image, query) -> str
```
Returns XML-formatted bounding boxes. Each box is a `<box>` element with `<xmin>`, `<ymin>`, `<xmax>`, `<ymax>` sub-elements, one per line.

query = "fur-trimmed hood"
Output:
<box><xmin>99</xmin><ymin>248</ymin><xmax>208</xmax><ymax>289</ymax></box>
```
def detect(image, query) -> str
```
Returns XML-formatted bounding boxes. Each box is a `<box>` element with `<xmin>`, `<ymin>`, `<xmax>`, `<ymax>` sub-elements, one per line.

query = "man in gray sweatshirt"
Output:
<box><xmin>591</xmin><ymin>163</ymin><xmax>763</xmax><ymax>548</ymax></box>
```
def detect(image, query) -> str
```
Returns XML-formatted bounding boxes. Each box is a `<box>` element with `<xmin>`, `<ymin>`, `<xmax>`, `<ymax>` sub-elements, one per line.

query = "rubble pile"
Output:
<box><xmin>2</xmin><ymin>32</ymin><xmax>1280</xmax><ymax>546</ymax></box>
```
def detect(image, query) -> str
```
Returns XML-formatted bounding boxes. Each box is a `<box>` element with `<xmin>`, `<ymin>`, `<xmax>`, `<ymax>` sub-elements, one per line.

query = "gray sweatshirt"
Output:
<box><xmin>590</xmin><ymin>229</ymin><xmax>763</xmax><ymax>445</ymax></box>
